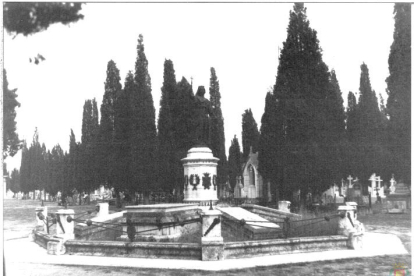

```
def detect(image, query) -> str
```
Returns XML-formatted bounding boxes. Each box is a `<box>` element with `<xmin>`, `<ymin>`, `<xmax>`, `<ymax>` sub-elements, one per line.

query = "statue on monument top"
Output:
<box><xmin>194</xmin><ymin>86</ymin><xmax>214</xmax><ymax>146</ymax></box>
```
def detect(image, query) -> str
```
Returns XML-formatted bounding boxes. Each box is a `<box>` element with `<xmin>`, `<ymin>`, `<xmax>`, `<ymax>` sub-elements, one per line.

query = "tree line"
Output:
<box><xmin>228</xmin><ymin>3</ymin><xmax>410</xmax><ymax>204</ymax></box>
<box><xmin>6</xmin><ymin>35</ymin><xmax>227</xmax><ymax>202</ymax></box>
<box><xmin>5</xmin><ymin>3</ymin><xmax>410</xmax><ymax>205</ymax></box>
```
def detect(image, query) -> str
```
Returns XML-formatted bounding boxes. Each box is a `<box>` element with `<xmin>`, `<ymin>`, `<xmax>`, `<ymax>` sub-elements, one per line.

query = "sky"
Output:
<box><xmin>4</xmin><ymin>3</ymin><xmax>395</xmax><ymax>171</ymax></box>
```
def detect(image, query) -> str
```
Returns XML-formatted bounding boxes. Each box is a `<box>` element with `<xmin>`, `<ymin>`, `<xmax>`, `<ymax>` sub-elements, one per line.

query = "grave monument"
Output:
<box><xmin>386</xmin><ymin>176</ymin><xmax>411</xmax><ymax>213</ymax></box>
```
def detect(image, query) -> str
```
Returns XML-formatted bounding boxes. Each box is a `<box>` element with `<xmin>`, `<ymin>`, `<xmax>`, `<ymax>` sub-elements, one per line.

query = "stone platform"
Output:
<box><xmin>5</xmin><ymin>232</ymin><xmax>408</xmax><ymax>272</ymax></box>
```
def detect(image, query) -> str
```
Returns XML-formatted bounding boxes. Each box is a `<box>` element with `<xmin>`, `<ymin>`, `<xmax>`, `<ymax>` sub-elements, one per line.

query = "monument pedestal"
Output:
<box><xmin>181</xmin><ymin>146</ymin><xmax>219</xmax><ymax>205</ymax></box>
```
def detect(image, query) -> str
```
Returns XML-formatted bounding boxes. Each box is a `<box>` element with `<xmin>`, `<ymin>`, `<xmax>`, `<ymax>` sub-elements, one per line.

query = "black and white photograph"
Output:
<box><xmin>3</xmin><ymin>2</ymin><xmax>411</xmax><ymax>275</ymax></box>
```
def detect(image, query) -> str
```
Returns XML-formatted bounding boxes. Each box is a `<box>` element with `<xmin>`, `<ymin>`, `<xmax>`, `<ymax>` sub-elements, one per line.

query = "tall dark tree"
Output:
<box><xmin>386</xmin><ymin>3</ymin><xmax>411</xmax><ymax>183</ymax></box>
<box><xmin>270</xmin><ymin>3</ymin><xmax>346</xmax><ymax>202</ymax></box>
<box><xmin>99</xmin><ymin>60</ymin><xmax>121</xmax><ymax>188</ymax></box>
<box><xmin>29</xmin><ymin>128</ymin><xmax>44</xmax><ymax>196</ymax></box>
<box><xmin>209</xmin><ymin>67</ymin><xmax>227</xmax><ymax>196</ymax></box>
<box><xmin>171</xmin><ymin>77</ymin><xmax>196</xmax><ymax>194</ymax></box>
<box><xmin>66</xmin><ymin>129</ymin><xmax>80</xmax><ymax>197</ymax></box>
<box><xmin>228</xmin><ymin>135</ymin><xmax>242</xmax><ymax>192</ymax></box>
<box><xmin>345</xmin><ymin>91</ymin><xmax>359</xmax><ymax>175</ymax></box>
<box><xmin>157</xmin><ymin>59</ymin><xmax>177</xmax><ymax>192</ymax></box>
<box><xmin>131</xmin><ymin>34</ymin><xmax>157</xmax><ymax>193</ymax></box>
<box><xmin>48</xmin><ymin>144</ymin><xmax>64</xmax><ymax>197</ymax></box>
<box><xmin>352</xmin><ymin>63</ymin><xmax>391</xmax><ymax>183</ymax></box>
<box><xmin>241</xmin><ymin>109</ymin><xmax>260</xmax><ymax>160</ymax></box>
<box><xmin>113</xmin><ymin>71</ymin><xmax>134</xmax><ymax>198</ymax></box>
<box><xmin>3</xmin><ymin>69</ymin><xmax>22</xmax><ymax>158</ymax></box>
<box><xmin>9</xmin><ymin>168</ymin><xmax>21</xmax><ymax>194</ymax></box>
<box><xmin>258</xmin><ymin>92</ymin><xmax>283</xmax><ymax>201</ymax></box>
<box><xmin>346</xmin><ymin>92</ymin><xmax>358</xmax><ymax>143</ymax></box>
<box><xmin>81</xmin><ymin>98</ymin><xmax>100</xmax><ymax>200</ymax></box>
<box><xmin>19</xmin><ymin>141</ymin><xmax>30</xmax><ymax>194</ymax></box>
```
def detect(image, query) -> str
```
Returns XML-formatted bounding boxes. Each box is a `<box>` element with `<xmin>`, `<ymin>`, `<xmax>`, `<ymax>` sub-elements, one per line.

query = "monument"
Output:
<box><xmin>180</xmin><ymin>86</ymin><xmax>220</xmax><ymax>205</ymax></box>
<box><xmin>386</xmin><ymin>177</ymin><xmax>411</xmax><ymax>213</ymax></box>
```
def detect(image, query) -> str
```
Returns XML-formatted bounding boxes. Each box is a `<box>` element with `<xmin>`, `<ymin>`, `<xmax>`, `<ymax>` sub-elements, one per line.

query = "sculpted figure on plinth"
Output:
<box><xmin>194</xmin><ymin>86</ymin><xmax>214</xmax><ymax>146</ymax></box>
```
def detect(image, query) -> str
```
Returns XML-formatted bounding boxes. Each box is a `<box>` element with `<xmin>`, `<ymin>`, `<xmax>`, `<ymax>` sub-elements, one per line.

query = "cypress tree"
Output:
<box><xmin>258</xmin><ymin>92</ymin><xmax>282</xmax><ymax>201</ymax></box>
<box><xmin>113</xmin><ymin>72</ymin><xmax>134</xmax><ymax>198</ymax></box>
<box><xmin>9</xmin><ymin>168</ymin><xmax>20</xmax><ymax>194</ymax></box>
<box><xmin>353</xmin><ymin>63</ymin><xmax>390</xmax><ymax>183</ymax></box>
<box><xmin>386</xmin><ymin>3</ymin><xmax>411</xmax><ymax>183</ymax></box>
<box><xmin>49</xmin><ymin>144</ymin><xmax>64</xmax><ymax>197</ymax></box>
<box><xmin>228</xmin><ymin>135</ymin><xmax>242</xmax><ymax>192</ymax></box>
<box><xmin>29</xmin><ymin>128</ymin><xmax>43</xmax><ymax>195</ymax></box>
<box><xmin>157</xmin><ymin>59</ymin><xmax>177</xmax><ymax>192</ymax></box>
<box><xmin>3</xmin><ymin>69</ymin><xmax>21</xmax><ymax>159</ymax></box>
<box><xmin>80</xmin><ymin>99</ymin><xmax>100</xmax><ymax>200</ymax></box>
<box><xmin>272</xmin><ymin>3</ymin><xmax>345</xmax><ymax>201</ymax></box>
<box><xmin>172</xmin><ymin>77</ymin><xmax>196</xmax><ymax>194</ymax></box>
<box><xmin>209</xmin><ymin>67</ymin><xmax>227</xmax><ymax>196</ymax></box>
<box><xmin>241</xmin><ymin>109</ymin><xmax>260</xmax><ymax>160</ymax></box>
<box><xmin>131</xmin><ymin>34</ymin><xmax>157</xmax><ymax>193</ymax></box>
<box><xmin>20</xmin><ymin>141</ymin><xmax>30</xmax><ymax>195</ymax></box>
<box><xmin>345</xmin><ymin>91</ymin><xmax>359</xmax><ymax>175</ymax></box>
<box><xmin>99</xmin><ymin>60</ymin><xmax>121</xmax><ymax>188</ymax></box>
<box><xmin>67</xmin><ymin>129</ymin><xmax>80</xmax><ymax>197</ymax></box>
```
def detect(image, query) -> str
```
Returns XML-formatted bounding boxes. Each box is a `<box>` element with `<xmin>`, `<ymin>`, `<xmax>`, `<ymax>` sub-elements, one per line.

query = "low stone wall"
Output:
<box><xmin>224</xmin><ymin>235</ymin><xmax>348</xmax><ymax>259</ymax></box>
<box><xmin>33</xmin><ymin>231</ymin><xmax>63</xmax><ymax>249</ymax></box>
<box><xmin>241</xmin><ymin>204</ymin><xmax>302</xmax><ymax>223</ymax></box>
<box><xmin>64</xmin><ymin>235</ymin><xmax>348</xmax><ymax>260</ymax></box>
<box><xmin>65</xmin><ymin>240</ymin><xmax>201</xmax><ymax>260</ymax></box>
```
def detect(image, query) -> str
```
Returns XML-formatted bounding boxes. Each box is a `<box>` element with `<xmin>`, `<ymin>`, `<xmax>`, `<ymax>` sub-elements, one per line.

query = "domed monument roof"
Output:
<box><xmin>181</xmin><ymin>146</ymin><xmax>219</xmax><ymax>163</ymax></box>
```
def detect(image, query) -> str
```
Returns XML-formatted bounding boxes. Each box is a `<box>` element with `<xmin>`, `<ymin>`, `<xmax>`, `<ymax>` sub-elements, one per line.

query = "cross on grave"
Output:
<box><xmin>347</xmin><ymin>175</ymin><xmax>353</xmax><ymax>188</ymax></box>
<box><xmin>376</xmin><ymin>176</ymin><xmax>383</xmax><ymax>188</ymax></box>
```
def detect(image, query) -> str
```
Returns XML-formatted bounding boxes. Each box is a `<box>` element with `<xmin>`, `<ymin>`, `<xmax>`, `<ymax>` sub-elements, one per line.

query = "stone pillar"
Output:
<box><xmin>200</xmin><ymin>209</ymin><xmax>224</xmax><ymax>261</ymax></box>
<box><xmin>56</xmin><ymin>209</ymin><xmax>75</xmax><ymax>240</ymax></box>
<box><xmin>35</xmin><ymin>206</ymin><xmax>47</xmax><ymax>232</ymax></box>
<box><xmin>97</xmin><ymin>202</ymin><xmax>109</xmax><ymax>217</ymax></box>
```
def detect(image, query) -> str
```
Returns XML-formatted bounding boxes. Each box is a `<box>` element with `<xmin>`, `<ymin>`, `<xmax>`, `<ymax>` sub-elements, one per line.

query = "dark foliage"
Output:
<box><xmin>3</xmin><ymin>69</ymin><xmax>22</xmax><ymax>158</ymax></box>
<box><xmin>4</xmin><ymin>2</ymin><xmax>84</xmax><ymax>36</ymax></box>
<box><xmin>386</xmin><ymin>3</ymin><xmax>411</xmax><ymax>183</ymax></box>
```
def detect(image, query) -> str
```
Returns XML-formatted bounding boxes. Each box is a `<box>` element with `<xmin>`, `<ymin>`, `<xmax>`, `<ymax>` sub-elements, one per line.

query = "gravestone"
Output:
<box><xmin>386</xmin><ymin>179</ymin><xmax>410</xmax><ymax>213</ymax></box>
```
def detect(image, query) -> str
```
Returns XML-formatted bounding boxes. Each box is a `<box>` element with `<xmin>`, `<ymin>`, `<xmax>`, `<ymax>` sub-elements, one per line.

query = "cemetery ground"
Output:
<box><xmin>4</xmin><ymin>199</ymin><xmax>411</xmax><ymax>276</ymax></box>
